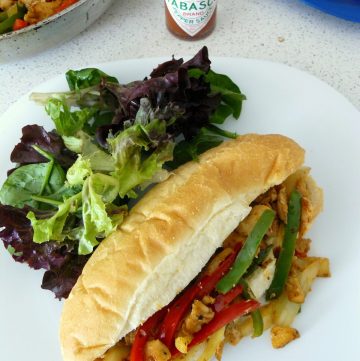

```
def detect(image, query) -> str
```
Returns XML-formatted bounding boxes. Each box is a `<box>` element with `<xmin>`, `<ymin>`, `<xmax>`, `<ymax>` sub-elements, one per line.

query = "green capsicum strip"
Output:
<box><xmin>0</xmin><ymin>14</ymin><xmax>18</xmax><ymax>34</ymax></box>
<box><xmin>266</xmin><ymin>190</ymin><xmax>302</xmax><ymax>300</ymax></box>
<box><xmin>239</xmin><ymin>279</ymin><xmax>264</xmax><ymax>337</ymax></box>
<box><xmin>0</xmin><ymin>3</ymin><xmax>26</xmax><ymax>34</ymax></box>
<box><xmin>0</xmin><ymin>12</ymin><xmax>7</xmax><ymax>22</ymax></box>
<box><xmin>244</xmin><ymin>244</ymin><xmax>273</xmax><ymax>278</ymax></box>
<box><xmin>216</xmin><ymin>209</ymin><xmax>275</xmax><ymax>294</ymax></box>
<box><xmin>251</xmin><ymin>309</ymin><xmax>264</xmax><ymax>337</ymax></box>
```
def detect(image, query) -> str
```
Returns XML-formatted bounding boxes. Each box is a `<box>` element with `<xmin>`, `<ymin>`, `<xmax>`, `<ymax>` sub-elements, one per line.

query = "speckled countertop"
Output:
<box><xmin>0</xmin><ymin>0</ymin><xmax>359</xmax><ymax>114</ymax></box>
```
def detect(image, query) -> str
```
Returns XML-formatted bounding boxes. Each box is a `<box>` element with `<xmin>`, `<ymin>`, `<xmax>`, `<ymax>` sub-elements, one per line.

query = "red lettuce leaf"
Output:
<box><xmin>150</xmin><ymin>57</ymin><xmax>184</xmax><ymax>78</ymax></box>
<box><xmin>0</xmin><ymin>205</ymin><xmax>64</xmax><ymax>270</ymax></box>
<box><xmin>149</xmin><ymin>46</ymin><xmax>210</xmax><ymax>78</ymax></box>
<box><xmin>181</xmin><ymin>46</ymin><xmax>211</xmax><ymax>72</ymax></box>
<box><xmin>41</xmin><ymin>254</ymin><xmax>89</xmax><ymax>299</ymax></box>
<box><xmin>10</xmin><ymin>124</ymin><xmax>76</xmax><ymax>171</ymax></box>
<box><xmin>96</xmin><ymin>47</ymin><xmax>220</xmax><ymax>146</ymax></box>
<box><xmin>0</xmin><ymin>205</ymin><xmax>86</xmax><ymax>299</ymax></box>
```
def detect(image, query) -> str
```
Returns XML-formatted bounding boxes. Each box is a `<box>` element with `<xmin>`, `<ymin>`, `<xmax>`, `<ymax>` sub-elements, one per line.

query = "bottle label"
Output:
<box><xmin>166</xmin><ymin>0</ymin><xmax>217</xmax><ymax>37</ymax></box>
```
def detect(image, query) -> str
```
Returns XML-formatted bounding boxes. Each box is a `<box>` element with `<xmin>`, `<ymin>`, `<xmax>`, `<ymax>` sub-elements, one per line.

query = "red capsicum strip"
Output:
<box><xmin>172</xmin><ymin>299</ymin><xmax>260</xmax><ymax>357</ymax></box>
<box><xmin>55</xmin><ymin>0</ymin><xmax>78</xmax><ymax>13</ymax></box>
<box><xmin>197</xmin><ymin>245</ymin><xmax>242</xmax><ymax>299</ymax></box>
<box><xmin>213</xmin><ymin>285</ymin><xmax>243</xmax><ymax>312</ymax></box>
<box><xmin>130</xmin><ymin>309</ymin><xmax>166</xmax><ymax>361</ymax></box>
<box><xmin>158</xmin><ymin>281</ymin><xmax>198</xmax><ymax>346</ymax></box>
<box><xmin>159</xmin><ymin>244</ymin><xmax>242</xmax><ymax>348</ymax></box>
<box><xmin>12</xmin><ymin>19</ymin><xmax>28</xmax><ymax>31</ymax></box>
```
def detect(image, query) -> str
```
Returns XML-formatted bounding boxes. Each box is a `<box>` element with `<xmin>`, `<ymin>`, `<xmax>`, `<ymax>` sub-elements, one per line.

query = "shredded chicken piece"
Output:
<box><xmin>224</xmin><ymin>320</ymin><xmax>242</xmax><ymax>345</ymax></box>
<box><xmin>266</xmin><ymin>216</ymin><xmax>279</xmax><ymax>238</ymax></box>
<box><xmin>307</xmin><ymin>257</ymin><xmax>331</xmax><ymax>277</ymax></box>
<box><xmin>174</xmin><ymin>336</ymin><xmax>193</xmax><ymax>354</ymax></box>
<box><xmin>292</xmin><ymin>256</ymin><xmax>330</xmax><ymax>278</ymax></box>
<box><xmin>202</xmin><ymin>295</ymin><xmax>215</xmax><ymax>306</ymax></box>
<box><xmin>145</xmin><ymin>340</ymin><xmax>171</xmax><ymax>361</ymax></box>
<box><xmin>205</xmin><ymin>248</ymin><xmax>234</xmax><ymax>274</ymax></box>
<box><xmin>291</xmin><ymin>256</ymin><xmax>308</xmax><ymax>272</ymax></box>
<box><xmin>276</xmin><ymin>185</ymin><xmax>288</xmax><ymax>223</ymax></box>
<box><xmin>254</xmin><ymin>187</ymin><xmax>278</xmax><ymax>206</ymax></box>
<box><xmin>295</xmin><ymin>238</ymin><xmax>311</xmax><ymax>257</ymax></box>
<box><xmin>19</xmin><ymin>0</ymin><xmax>62</xmax><ymax>24</ymax></box>
<box><xmin>299</xmin><ymin>195</ymin><xmax>314</xmax><ymax>237</ymax></box>
<box><xmin>124</xmin><ymin>330</ymin><xmax>136</xmax><ymax>346</ymax></box>
<box><xmin>182</xmin><ymin>300</ymin><xmax>215</xmax><ymax>335</ymax></box>
<box><xmin>222</xmin><ymin>232</ymin><xmax>245</xmax><ymax>249</ymax></box>
<box><xmin>0</xmin><ymin>0</ymin><xmax>16</xmax><ymax>10</ymax></box>
<box><xmin>271</xmin><ymin>326</ymin><xmax>300</xmax><ymax>348</ymax></box>
<box><xmin>286</xmin><ymin>268</ymin><xmax>305</xmax><ymax>303</ymax></box>
<box><xmin>175</xmin><ymin>297</ymin><xmax>216</xmax><ymax>353</ymax></box>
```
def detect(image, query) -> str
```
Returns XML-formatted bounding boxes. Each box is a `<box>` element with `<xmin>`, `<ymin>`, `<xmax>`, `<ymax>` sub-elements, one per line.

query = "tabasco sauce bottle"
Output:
<box><xmin>165</xmin><ymin>0</ymin><xmax>217</xmax><ymax>40</ymax></box>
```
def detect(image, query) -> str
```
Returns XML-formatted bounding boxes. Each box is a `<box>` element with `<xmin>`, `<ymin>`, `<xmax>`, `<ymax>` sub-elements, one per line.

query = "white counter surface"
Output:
<box><xmin>0</xmin><ymin>0</ymin><xmax>359</xmax><ymax>114</ymax></box>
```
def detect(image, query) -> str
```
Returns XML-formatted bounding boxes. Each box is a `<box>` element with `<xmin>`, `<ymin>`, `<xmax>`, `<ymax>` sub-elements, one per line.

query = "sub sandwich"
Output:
<box><xmin>60</xmin><ymin>134</ymin><xmax>330</xmax><ymax>361</ymax></box>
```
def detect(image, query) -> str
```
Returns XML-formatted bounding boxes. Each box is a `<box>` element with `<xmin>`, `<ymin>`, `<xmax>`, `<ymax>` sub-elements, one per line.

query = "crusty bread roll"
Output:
<box><xmin>60</xmin><ymin>134</ymin><xmax>305</xmax><ymax>361</ymax></box>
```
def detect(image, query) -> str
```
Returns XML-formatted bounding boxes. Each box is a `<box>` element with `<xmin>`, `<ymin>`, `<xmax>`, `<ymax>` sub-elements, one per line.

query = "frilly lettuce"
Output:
<box><xmin>27</xmin><ymin>112</ymin><xmax>173</xmax><ymax>254</ymax></box>
<box><xmin>45</xmin><ymin>98</ymin><xmax>97</xmax><ymax>137</ymax></box>
<box><xmin>108</xmin><ymin>114</ymin><xmax>174</xmax><ymax>198</ymax></box>
<box><xmin>27</xmin><ymin>173</ymin><xmax>126</xmax><ymax>255</ymax></box>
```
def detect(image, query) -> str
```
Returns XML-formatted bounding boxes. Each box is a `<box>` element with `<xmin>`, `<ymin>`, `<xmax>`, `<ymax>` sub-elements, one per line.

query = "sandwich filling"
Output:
<box><xmin>98</xmin><ymin>167</ymin><xmax>330</xmax><ymax>361</ymax></box>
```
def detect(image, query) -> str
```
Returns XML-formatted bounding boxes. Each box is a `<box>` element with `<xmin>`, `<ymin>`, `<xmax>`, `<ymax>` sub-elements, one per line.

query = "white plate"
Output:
<box><xmin>0</xmin><ymin>58</ymin><xmax>359</xmax><ymax>361</ymax></box>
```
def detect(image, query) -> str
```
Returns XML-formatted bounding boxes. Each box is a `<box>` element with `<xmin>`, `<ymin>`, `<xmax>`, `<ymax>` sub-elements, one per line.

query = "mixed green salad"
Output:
<box><xmin>0</xmin><ymin>47</ymin><xmax>246</xmax><ymax>299</ymax></box>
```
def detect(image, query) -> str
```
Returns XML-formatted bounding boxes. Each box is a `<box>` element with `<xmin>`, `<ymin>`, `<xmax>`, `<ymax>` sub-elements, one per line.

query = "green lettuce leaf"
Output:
<box><xmin>209</xmin><ymin>104</ymin><xmax>234</xmax><ymax>124</ymax></box>
<box><xmin>79</xmin><ymin>180</ymin><xmax>110</xmax><ymax>254</ymax></box>
<box><xmin>27</xmin><ymin>192</ymin><xmax>81</xmax><ymax>244</ymax></box>
<box><xmin>168</xmin><ymin>126</ymin><xmax>235</xmax><ymax>169</ymax></box>
<box><xmin>27</xmin><ymin>173</ymin><xmax>125</xmax><ymax>255</ymax></box>
<box><xmin>45</xmin><ymin>98</ymin><xmax>97</xmax><ymax>136</ymax></box>
<box><xmin>63</xmin><ymin>131</ymin><xmax>115</xmax><ymax>172</ymax></box>
<box><xmin>87</xmin><ymin>173</ymin><xmax>119</xmax><ymax>203</ymax></box>
<box><xmin>0</xmin><ymin>161</ymin><xmax>65</xmax><ymax>208</ymax></box>
<box><xmin>108</xmin><ymin>118</ymin><xmax>174</xmax><ymax>198</ymax></box>
<box><xmin>66</xmin><ymin>156</ymin><xmax>92</xmax><ymax>186</ymax></box>
<box><xmin>66</xmin><ymin>68</ymin><xmax>119</xmax><ymax>92</ymax></box>
<box><xmin>188</xmin><ymin>69</ymin><xmax>246</xmax><ymax>122</ymax></box>
<box><xmin>78</xmin><ymin>174</ymin><xmax>122</xmax><ymax>254</ymax></box>
<box><xmin>113</xmin><ymin>142</ymin><xmax>174</xmax><ymax>198</ymax></box>
<box><xmin>78</xmin><ymin>173</ymin><xmax>123</xmax><ymax>255</ymax></box>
